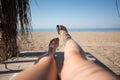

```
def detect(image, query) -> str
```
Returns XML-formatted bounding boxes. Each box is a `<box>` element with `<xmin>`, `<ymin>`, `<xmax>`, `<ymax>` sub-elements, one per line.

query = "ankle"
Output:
<box><xmin>47</xmin><ymin>47</ymin><xmax>56</xmax><ymax>56</ymax></box>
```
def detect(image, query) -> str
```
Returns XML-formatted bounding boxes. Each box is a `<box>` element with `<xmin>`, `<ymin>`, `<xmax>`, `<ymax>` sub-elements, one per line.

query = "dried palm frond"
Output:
<box><xmin>0</xmin><ymin>0</ymin><xmax>32</xmax><ymax>62</ymax></box>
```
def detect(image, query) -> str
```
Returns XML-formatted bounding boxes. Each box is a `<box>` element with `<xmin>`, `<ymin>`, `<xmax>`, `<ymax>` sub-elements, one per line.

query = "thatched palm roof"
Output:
<box><xmin>0</xmin><ymin>0</ymin><xmax>32</xmax><ymax>62</ymax></box>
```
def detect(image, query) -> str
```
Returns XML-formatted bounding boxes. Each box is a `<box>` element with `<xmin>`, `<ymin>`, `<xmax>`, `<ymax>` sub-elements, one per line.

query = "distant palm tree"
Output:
<box><xmin>0</xmin><ymin>0</ymin><xmax>32</xmax><ymax>62</ymax></box>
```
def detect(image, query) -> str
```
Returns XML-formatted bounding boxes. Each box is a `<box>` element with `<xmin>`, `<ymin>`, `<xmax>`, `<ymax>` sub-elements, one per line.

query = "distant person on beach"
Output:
<box><xmin>12</xmin><ymin>25</ymin><xmax>119</xmax><ymax>80</ymax></box>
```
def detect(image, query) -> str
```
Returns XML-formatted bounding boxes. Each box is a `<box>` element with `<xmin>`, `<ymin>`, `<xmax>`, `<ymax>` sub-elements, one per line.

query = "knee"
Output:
<box><xmin>37</xmin><ymin>56</ymin><xmax>55</xmax><ymax>64</ymax></box>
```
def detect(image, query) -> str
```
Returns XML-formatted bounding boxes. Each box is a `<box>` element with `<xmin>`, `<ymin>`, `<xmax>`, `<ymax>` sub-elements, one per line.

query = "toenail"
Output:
<box><xmin>57</xmin><ymin>25</ymin><xmax>59</xmax><ymax>27</ymax></box>
<box><xmin>56</xmin><ymin>37</ymin><xmax>59</xmax><ymax>40</ymax></box>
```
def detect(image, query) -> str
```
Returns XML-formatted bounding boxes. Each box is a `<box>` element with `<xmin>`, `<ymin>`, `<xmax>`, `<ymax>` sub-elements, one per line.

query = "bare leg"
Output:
<box><xmin>12</xmin><ymin>38</ymin><xmax>59</xmax><ymax>80</ymax></box>
<box><xmin>56</xmin><ymin>25</ymin><xmax>118</xmax><ymax>80</ymax></box>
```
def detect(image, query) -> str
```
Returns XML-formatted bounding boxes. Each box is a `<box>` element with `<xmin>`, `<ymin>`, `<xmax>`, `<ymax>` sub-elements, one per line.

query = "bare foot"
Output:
<box><xmin>56</xmin><ymin>25</ymin><xmax>71</xmax><ymax>44</ymax></box>
<box><xmin>35</xmin><ymin>38</ymin><xmax>59</xmax><ymax>64</ymax></box>
<box><xmin>49</xmin><ymin>37</ymin><xmax>59</xmax><ymax>50</ymax></box>
<box><xmin>48</xmin><ymin>37</ymin><xmax>59</xmax><ymax>57</ymax></box>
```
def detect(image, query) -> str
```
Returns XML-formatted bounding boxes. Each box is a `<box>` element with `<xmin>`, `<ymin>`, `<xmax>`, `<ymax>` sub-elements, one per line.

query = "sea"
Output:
<box><xmin>31</xmin><ymin>28</ymin><xmax>120</xmax><ymax>32</ymax></box>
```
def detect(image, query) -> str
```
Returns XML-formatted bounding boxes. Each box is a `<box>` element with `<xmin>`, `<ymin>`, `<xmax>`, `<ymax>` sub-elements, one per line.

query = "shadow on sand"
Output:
<box><xmin>0</xmin><ymin>51</ymin><xmax>119</xmax><ymax>78</ymax></box>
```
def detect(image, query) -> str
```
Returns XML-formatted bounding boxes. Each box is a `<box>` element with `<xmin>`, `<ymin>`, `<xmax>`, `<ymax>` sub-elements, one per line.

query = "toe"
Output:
<box><xmin>56</xmin><ymin>25</ymin><xmax>60</xmax><ymax>34</ymax></box>
<box><xmin>56</xmin><ymin>37</ymin><xmax>59</xmax><ymax>41</ymax></box>
<box><xmin>56</xmin><ymin>25</ymin><xmax>68</xmax><ymax>34</ymax></box>
<box><xmin>60</xmin><ymin>25</ymin><xmax>68</xmax><ymax>32</ymax></box>
<box><xmin>49</xmin><ymin>38</ymin><xmax>59</xmax><ymax>48</ymax></box>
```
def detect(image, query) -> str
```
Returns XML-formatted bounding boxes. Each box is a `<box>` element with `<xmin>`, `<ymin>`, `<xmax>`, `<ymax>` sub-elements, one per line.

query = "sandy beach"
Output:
<box><xmin>19</xmin><ymin>32</ymin><xmax>120</xmax><ymax>73</ymax></box>
<box><xmin>0</xmin><ymin>32</ymin><xmax>120</xmax><ymax>80</ymax></box>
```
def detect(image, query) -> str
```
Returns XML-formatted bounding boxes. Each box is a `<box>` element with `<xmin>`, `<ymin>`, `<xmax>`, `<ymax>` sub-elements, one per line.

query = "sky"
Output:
<box><xmin>30</xmin><ymin>0</ymin><xmax>120</xmax><ymax>29</ymax></box>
